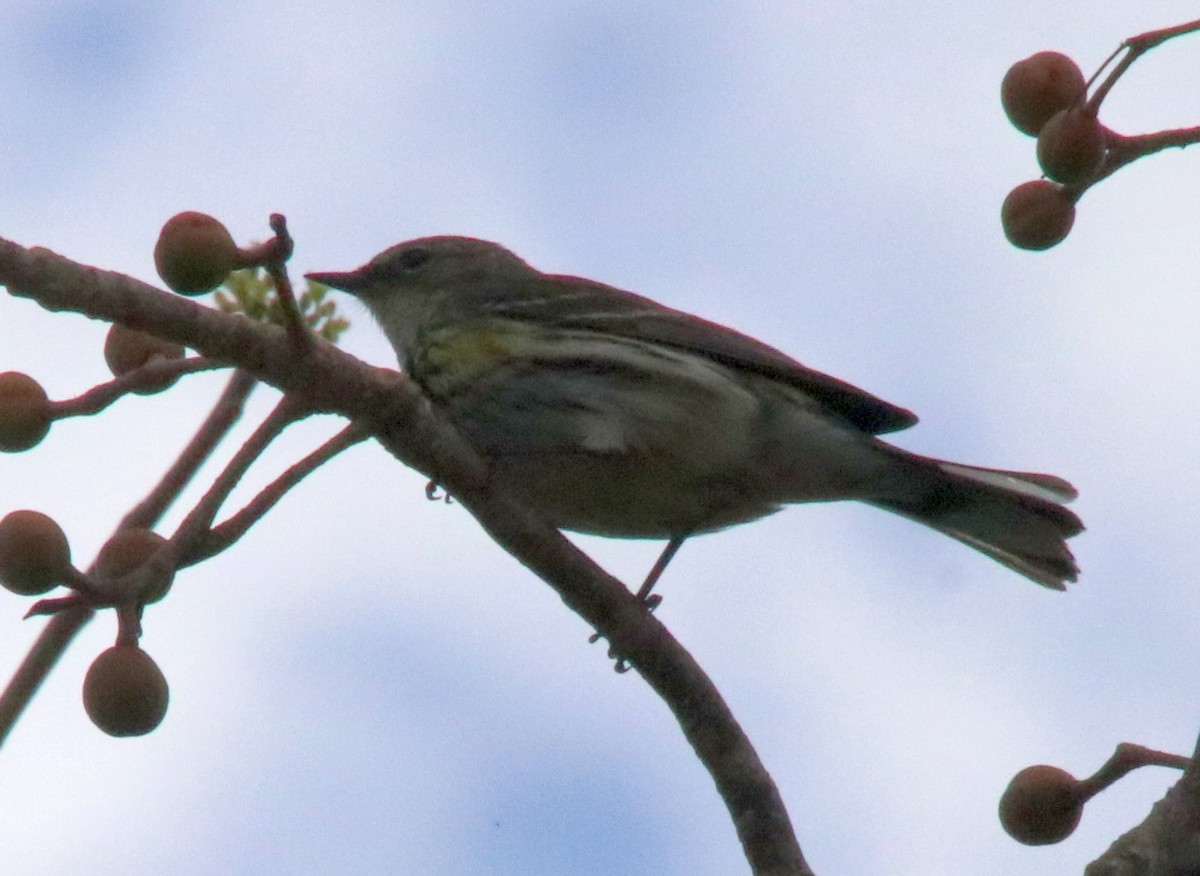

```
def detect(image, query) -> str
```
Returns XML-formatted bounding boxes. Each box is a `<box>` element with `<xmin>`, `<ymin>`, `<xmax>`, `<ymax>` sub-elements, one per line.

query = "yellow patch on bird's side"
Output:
<box><xmin>419</xmin><ymin>323</ymin><xmax>535</xmax><ymax>391</ymax></box>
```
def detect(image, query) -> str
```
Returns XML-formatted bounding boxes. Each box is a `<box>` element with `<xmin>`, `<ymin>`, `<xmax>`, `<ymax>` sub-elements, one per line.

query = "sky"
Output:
<box><xmin>2</xmin><ymin>2</ymin><xmax>1200</xmax><ymax>874</ymax></box>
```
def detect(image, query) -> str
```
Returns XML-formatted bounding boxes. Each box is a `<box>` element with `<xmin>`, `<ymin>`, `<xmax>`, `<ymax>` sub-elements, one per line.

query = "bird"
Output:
<box><xmin>306</xmin><ymin>236</ymin><xmax>1082</xmax><ymax>598</ymax></box>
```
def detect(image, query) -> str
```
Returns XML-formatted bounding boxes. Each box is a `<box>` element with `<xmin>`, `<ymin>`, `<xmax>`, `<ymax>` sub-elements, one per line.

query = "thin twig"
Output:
<box><xmin>1073</xmin><ymin>125</ymin><xmax>1200</xmax><ymax>198</ymax></box>
<box><xmin>185</xmin><ymin>420</ymin><xmax>371</xmax><ymax>566</ymax></box>
<box><xmin>1077</xmin><ymin>743</ymin><xmax>1192</xmax><ymax>801</ymax></box>
<box><xmin>1125</xmin><ymin>17</ymin><xmax>1200</xmax><ymax>52</ymax></box>
<box><xmin>0</xmin><ymin>606</ymin><xmax>92</xmax><ymax>746</ymax></box>
<box><xmin>121</xmin><ymin>370</ymin><xmax>258</xmax><ymax>530</ymax></box>
<box><xmin>49</xmin><ymin>358</ymin><xmax>228</xmax><ymax>420</ymax></box>
<box><xmin>1086</xmin><ymin>18</ymin><xmax>1200</xmax><ymax>114</ymax></box>
<box><xmin>239</xmin><ymin>214</ymin><xmax>309</xmax><ymax>354</ymax></box>
<box><xmin>170</xmin><ymin>393</ymin><xmax>310</xmax><ymax>554</ymax></box>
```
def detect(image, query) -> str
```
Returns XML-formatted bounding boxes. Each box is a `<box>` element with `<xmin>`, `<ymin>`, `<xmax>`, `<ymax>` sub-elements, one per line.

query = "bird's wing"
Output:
<box><xmin>477</xmin><ymin>275</ymin><xmax>918</xmax><ymax>435</ymax></box>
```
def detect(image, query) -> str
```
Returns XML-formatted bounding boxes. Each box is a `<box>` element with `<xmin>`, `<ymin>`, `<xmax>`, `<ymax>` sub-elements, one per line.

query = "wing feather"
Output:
<box><xmin>473</xmin><ymin>275</ymin><xmax>918</xmax><ymax>435</ymax></box>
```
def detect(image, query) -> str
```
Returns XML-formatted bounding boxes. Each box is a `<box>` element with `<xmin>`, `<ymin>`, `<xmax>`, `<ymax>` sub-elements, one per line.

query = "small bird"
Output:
<box><xmin>307</xmin><ymin>237</ymin><xmax>1082</xmax><ymax>597</ymax></box>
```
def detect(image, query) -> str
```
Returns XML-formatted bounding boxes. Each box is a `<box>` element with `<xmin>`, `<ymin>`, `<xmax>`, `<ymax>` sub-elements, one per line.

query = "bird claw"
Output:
<box><xmin>587</xmin><ymin>587</ymin><xmax>662</xmax><ymax>671</ymax></box>
<box><xmin>424</xmin><ymin>480</ymin><xmax>454</xmax><ymax>503</ymax></box>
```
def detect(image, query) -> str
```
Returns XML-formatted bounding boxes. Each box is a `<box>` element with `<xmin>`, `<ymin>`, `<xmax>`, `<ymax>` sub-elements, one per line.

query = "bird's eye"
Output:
<box><xmin>396</xmin><ymin>246</ymin><xmax>431</xmax><ymax>271</ymax></box>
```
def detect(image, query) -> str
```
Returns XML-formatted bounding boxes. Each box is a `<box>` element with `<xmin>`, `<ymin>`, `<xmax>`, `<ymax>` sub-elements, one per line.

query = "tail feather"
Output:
<box><xmin>871</xmin><ymin>457</ymin><xmax>1083</xmax><ymax>590</ymax></box>
<box><xmin>937</xmin><ymin>462</ymin><xmax>1078</xmax><ymax>504</ymax></box>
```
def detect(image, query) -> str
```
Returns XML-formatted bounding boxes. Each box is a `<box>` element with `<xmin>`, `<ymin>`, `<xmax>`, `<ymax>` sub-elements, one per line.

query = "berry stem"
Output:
<box><xmin>120</xmin><ymin>369</ymin><xmax>259</xmax><ymax>530</ymax></box>
<box><xmin>238</xmin><ymin>214</ymin><xmax>311</xmax><ymax>354</ymax></box>
<box><xmin>1086</xmin><ymin>18</ymin><xmax>1200</xmax><ymax>116</ymax></box>
<box><xmin>114</xmin><ymin>603</ymin><xmax>142</xmax><ymax>647</ymax></box>
<box><xmin>48</xmin><ymin>358</ymin><xmax>228</xmax><ymax>420</ymax></box>
<box><xmin>1126</xmin><ymin>18</ymin><xmax>1200</xmax><ymax>51</ymax></box>
<box><xmin>1075</xmin><ymin>742</ymin><xmax>1191</xmax><ymax>801</ymax></box>
<box><xmin>168</xmin><ymin>391</ymin><xmax>320</xmax><ymax>567</ymax></box>
<box><xmin>187</xmin><ymin>420</ymin><xmax>371</xmax><ymax>565</ymax></box>
<box><xmin>1074</xmin><ymin>124</ymin><xmax>1200</xmax><ymax>197</ymax></box>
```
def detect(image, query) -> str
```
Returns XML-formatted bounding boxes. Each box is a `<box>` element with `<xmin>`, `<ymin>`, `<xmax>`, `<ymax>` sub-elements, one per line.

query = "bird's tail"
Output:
<box><xmin>869</xmin><ymin>454</ymin><xmax>1083</xmax><ymax>589</ymax></box>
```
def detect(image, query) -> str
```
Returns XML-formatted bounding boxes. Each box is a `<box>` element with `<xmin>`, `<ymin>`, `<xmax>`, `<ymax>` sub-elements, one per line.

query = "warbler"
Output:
<box><xmin>306</xmin><ymin>237</ymin><xmax>1082</xmax><ymax>595</ymax></box>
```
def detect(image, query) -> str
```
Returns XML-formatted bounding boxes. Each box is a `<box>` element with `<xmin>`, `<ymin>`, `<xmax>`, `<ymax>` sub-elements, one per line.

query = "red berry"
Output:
<box><xmin>153</xmin><ymin>212</ymin><xmax>240</xmax><ymax>296</ymax></box>
<box><xmin>82</xmin><ymin>645</ymin><xmax>170</xmax><ymax>737</ymax></box>
<box><xmin>1002</xmin><ymin>51</ymin><xmax>1086</xmax><ymax>136</ymax></box>
<box><xmin>95</xmin><ymin>529</ymin><xmax>173</xmax><ymax>604</ymax></box>
<box><xmin>0</xmin><ymin>371</ymin><xmax>51</xmax><ymax>452</ymax></box>
<box><xmin>0</xmin><ymin>510</ymin><xmax>72</xmax><ymax>596</ymax></box>
<box><xmin>103</xmin><ymin>324</ymin><xmax>185</xmax><ymax>394</ymax></box>
<box><xmin>1001</xmin><ymin>181</ymin><xmax>1076</xmax><ymax>251</ymax></box>
<box><xmin>998</xmin><ymin>765</ymin><xmax>1083</xmax><ymax>845</ymax></box>
<box><xmin>1037</xmin><ymin>108</ymin><xmax>1106</xmax><ymax>185</ymax></box>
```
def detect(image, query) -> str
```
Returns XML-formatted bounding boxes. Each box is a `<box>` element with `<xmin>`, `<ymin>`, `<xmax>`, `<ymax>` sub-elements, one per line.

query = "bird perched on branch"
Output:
<box><xmin>308</xmin><ymin>237</ymin><xmax>1082</xmax><ymax>598</ymax></box>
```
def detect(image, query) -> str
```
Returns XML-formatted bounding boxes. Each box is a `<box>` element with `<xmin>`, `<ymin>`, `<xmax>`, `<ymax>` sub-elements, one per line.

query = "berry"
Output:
<box><xmin>998</xmin><ymin>765</ymin><xmax>1083</xmax><ymax>845</ymax></box>
<box><xmin>82</xmin><ymin>645</ymin><xmax>169</xmax><ymax>737</ymax></box>
<box><xmin>1002</xmin><ymin>51</ymin><xmax>1086</xmax><ymax>136</ymax></box>
<box><xmin>0</xmin><ymin>371</ymin><xmax>51</xmax><ymax>452</ymax></box>
<box><xmin>1001</xmin><ymin>180</ymin><xmax>1075</xmax><ymax>250</ymax></box>
<box><xmin>103</xmin><ymin>324</ymin><xmax>185</xmax><ymax>394</ymax></box>
<box><xmin>153</xmin><ymin>212</ymin><xmax>240</xmax><ymax>296</ymax></box>
<box><xmin>0</xmin><ymin>510</ymin><xmax>72</xmax><ymax>596</ymax></box>
<box><xmin>1037</xmin><ymin>108</ymin><xmax>1106</xmax><ymax>185</ymax></box>
<box><xmin>95</xmin><ymin>528</ymin><xmax>173</xmax><ymax>604</ymax></box>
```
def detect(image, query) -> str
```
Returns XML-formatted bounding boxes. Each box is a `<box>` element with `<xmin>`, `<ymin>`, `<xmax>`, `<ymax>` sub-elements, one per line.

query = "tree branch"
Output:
<box><xmin>1085</xmin><ymin>733</ymin><xmax>1200</xmax><ymax>875</ymax></box>
<box><xmin>0</xmin><ymin>237</ymin><xmax>810</xmax><ymax>874</ymax></box>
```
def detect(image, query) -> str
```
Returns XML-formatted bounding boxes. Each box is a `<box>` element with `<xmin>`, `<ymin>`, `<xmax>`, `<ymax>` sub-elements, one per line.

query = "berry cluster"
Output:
<box><xmin>0</xmin><ymin>212</ymin><xmax>260</xmax><ymax>737</ymax></box>
<box><xmin>0</xmin><ymin>211</ymin><xmax>347</xmax><ymax>739</ymax></box>
<box><xmin>999</xmin><ymin>52</ymin><xmax>1098</xmax><ymax>250</ymax></box>
<box><xmin>999</xmin><ymin>21</ymin><xmax>1200</xmax><ymax>251</ymax></box>
<box><xmin>0</xmin><ymin>512</ymin><xmax>171</xmax><ymax>736</ymax></box>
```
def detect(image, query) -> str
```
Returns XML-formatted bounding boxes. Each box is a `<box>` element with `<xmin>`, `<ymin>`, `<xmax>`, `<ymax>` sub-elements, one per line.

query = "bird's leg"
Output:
<box><xmin>589</xmin><ymin>536</ymin><xmax>689</xmax><ymax>671</ymax></box>
<box><xmin>588</xmin><ymin>535</ymin><xmax>691</xmax><ymax>652</ymax></box>
<box><xmin>608</xmin><ymin>536</ymin><xmax>688</xmax><ymax>672</ymax></box>
<box><xmin>634</xmin><ymin>534</ymin><xmax>687</xmax><ymax>608</ymax></box>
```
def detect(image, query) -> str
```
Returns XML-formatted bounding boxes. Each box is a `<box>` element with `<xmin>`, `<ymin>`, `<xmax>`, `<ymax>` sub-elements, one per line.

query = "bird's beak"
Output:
<box><xmin>304</xmin><ymin>269</ymin><xmax>365</xmax><ymax>292</ymax></box>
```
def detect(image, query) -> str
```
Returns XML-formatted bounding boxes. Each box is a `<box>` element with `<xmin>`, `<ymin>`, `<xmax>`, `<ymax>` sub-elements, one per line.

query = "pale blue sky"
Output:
<box><xmin>2</xmin><ymin>3</ymin><xmax>1200</xmax><ymax>874</ymax></box>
